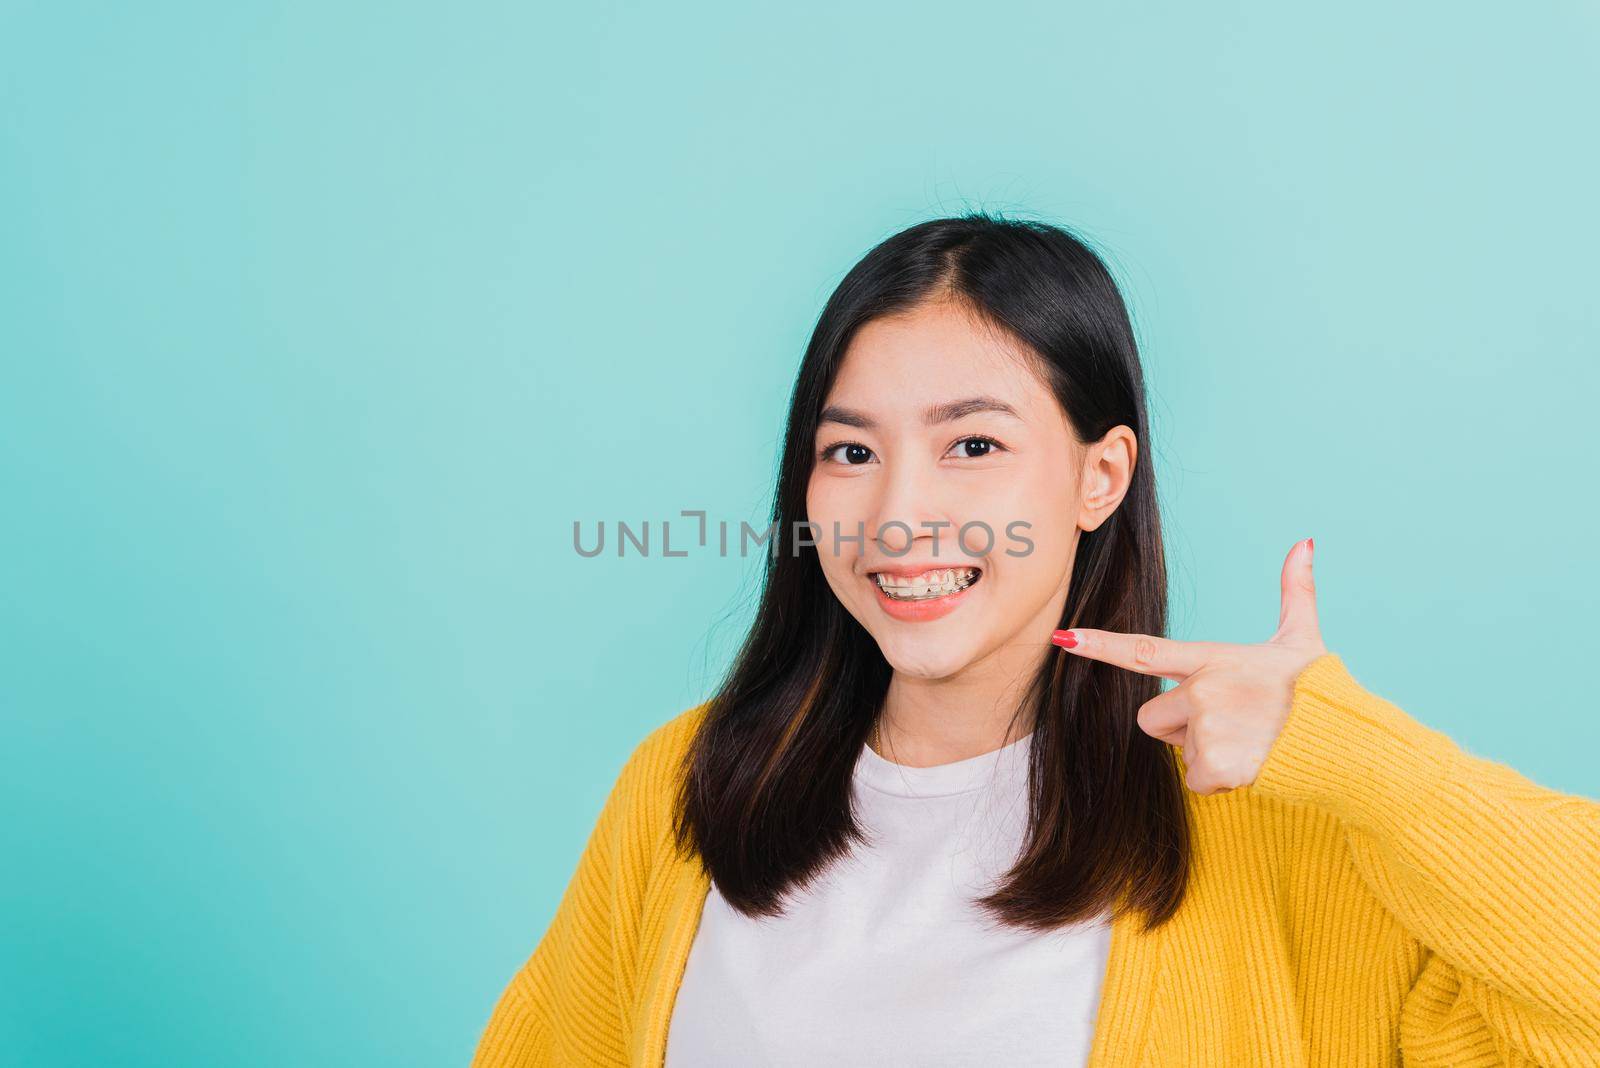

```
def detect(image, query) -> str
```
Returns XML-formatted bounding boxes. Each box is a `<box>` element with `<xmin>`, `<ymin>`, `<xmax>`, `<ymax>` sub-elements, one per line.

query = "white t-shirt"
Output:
<box><xmin>665</xmin><ymin>726</ymin><xmax>1114</xmax><ymax>1067</ymax></box>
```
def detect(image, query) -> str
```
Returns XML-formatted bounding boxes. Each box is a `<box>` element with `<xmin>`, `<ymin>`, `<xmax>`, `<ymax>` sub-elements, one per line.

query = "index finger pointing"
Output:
<box><xmin>1050</xmin><ymin>628</ymin><xmax>1217</xmax><ymax>682</ymax></box>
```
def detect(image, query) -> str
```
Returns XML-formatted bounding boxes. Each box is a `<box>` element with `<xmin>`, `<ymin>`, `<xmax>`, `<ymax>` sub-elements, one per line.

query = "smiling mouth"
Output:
<box><xmin>870</xmin><ymin>566</ymin><xmax>983</xmax><ymax>601</ymax></box>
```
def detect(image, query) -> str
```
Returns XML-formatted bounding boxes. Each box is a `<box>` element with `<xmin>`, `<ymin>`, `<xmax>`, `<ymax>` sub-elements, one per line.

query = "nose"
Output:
<box><xmin>869</xmin><ymin>454</ymin><xmax>956</xmax><ymax>558</ymax></box>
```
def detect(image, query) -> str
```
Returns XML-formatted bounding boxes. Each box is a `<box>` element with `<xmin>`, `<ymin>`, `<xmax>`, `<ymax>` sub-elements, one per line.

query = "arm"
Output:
<box><xmin>1250</xmin><ymin>653</ymin><xmax>1600</xmax><ymax>1067</ymax></box>
<box><xmin>469</xmin><ymin>742</ymin><xmax>646</xmax><ymax>1068</ymax></box>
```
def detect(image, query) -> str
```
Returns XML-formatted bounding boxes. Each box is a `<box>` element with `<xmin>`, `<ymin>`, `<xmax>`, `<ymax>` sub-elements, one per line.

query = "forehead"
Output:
<box><xmin>826</xmin><ymin>299</ymin><xmax>1052</xmax><ymax>412</ymax></box>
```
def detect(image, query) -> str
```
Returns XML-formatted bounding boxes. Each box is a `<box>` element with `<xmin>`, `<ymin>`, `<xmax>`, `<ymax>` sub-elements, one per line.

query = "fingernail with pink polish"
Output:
<box><xmin>1051</xmin><ymin>629</ymin><xmax>1078</xmax><ymax>649</ymax></box>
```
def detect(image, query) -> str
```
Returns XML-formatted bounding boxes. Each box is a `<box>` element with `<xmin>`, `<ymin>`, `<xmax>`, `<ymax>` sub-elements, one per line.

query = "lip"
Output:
<box><xmin>864</xmin><ymin>561</ymin><xmax>984</xmax><ymax>578</ymax></box>
<box><xmin>867</xmin><ymin>566</ymin><xmax>982</xmax><ymax>623</ymax></box>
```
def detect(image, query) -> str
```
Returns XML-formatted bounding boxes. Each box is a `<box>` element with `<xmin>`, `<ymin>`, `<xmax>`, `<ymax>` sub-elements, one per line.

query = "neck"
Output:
<box><xmin>871</xmin><ymin>636</ymin><xmax>1049</xmax><ymax>768</ymax></box>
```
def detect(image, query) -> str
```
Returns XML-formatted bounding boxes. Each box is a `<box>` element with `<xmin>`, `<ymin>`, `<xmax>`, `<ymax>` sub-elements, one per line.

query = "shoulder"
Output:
<box><xmin>598</xmin><ymin>700</ymin><xmax>712</xmax><ymax>840</ymax></box>
<box><xmin>619</xmin><ymin>700</ymin><xmax>710</xmax><ymax>790</ymax></box>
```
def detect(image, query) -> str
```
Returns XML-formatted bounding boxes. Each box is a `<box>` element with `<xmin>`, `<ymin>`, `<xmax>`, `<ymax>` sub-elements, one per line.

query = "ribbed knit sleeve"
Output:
<box><xmin>1249</xmin><ymin>653</ymin><xmax>1600</xmax><ymax>1067</ymax></box>
<box><xmin>469</xmin><ymin>737</ymin><xmax>648</xmax><ymax>1068</ymax></box>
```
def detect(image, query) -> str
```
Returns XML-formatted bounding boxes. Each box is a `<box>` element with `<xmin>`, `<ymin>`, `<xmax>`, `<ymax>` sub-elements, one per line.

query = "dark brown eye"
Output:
<box><xmin>948</xmin><ymin>436</ymin><xmax>1004</xmax><ymax>459</ymax></box>
<box><xmin>820</xmin><ymin>442</ymin><xmax>876</xmax><ymax>465</ymax></box>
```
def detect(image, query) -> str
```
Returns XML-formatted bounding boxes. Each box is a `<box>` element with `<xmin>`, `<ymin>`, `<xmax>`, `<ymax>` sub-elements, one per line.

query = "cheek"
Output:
<box><xmin>978</xmin><ymin>478</ymin><xmax>1074</xmax><ymax>584</ymax></box>
<box><xmin>964</xmin><ymin>482</ymin><xmax>1043</xmax><ymax>554</ymax></box>
<box><xmin>807</xmin><ymin>476</ymin><xmax>867</xmax><ymax>529</ymax></box>
<box><xmin>805</xmin><ymin>477</ymin><xmax>860</xmax><ymax>571</ymax></box>
<box><xmin>805</xmin><ymin>471</ymin><xmax>840</xmax><ymax>519</ymax></box>
<box><xmin>804</xmin><ymin>477</ymin><xmax>831</xmax><ymax>545</ymax></box>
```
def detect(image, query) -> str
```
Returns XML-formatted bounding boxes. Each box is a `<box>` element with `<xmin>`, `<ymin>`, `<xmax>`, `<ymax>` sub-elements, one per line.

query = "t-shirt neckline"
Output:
<box><xmin>854</xmin><ymin>728</ymin><xmax>1035</xmax><ymax>798</ymax></box>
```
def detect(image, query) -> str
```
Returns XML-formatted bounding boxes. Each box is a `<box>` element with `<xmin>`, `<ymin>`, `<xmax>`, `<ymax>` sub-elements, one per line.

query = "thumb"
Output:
<box><xmin>1275</xmin><ymin>537</ymin><xmax>1323</xmax><ymax>646</ymax></box>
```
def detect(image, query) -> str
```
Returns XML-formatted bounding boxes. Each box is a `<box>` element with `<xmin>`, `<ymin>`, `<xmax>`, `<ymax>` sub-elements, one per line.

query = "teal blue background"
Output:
<box><xmin>3</xmin><ymin>2</ymin><xmax>1597</xmax><ymax>1064</ymax></box>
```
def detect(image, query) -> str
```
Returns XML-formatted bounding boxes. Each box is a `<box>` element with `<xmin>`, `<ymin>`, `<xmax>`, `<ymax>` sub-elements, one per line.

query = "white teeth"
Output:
<box><xmin>872</xmin><ymin>567</ymin><xmax>980</xmax><ymax>601</ymax></box>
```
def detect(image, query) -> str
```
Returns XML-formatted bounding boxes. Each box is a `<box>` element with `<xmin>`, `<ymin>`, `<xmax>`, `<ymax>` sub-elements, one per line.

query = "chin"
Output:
<box><xmin>874</xmin><ymin>637</ymin><xmax>980</xmax><ymax>681</ymax></box>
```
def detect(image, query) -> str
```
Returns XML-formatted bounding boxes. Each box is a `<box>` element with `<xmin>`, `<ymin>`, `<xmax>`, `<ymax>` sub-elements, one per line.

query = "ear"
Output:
<box><xmin>1078</xmin><ymin>424</ymin><xmax>1138</xmax><ymax>533</ymax></box>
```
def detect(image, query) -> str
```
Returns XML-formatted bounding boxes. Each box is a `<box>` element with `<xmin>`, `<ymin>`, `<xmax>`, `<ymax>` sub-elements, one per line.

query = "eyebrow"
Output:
<box><xmin>817</xmin><ymin>395</ymin><xmax>1023</xmax><ymax>430</ymax></box>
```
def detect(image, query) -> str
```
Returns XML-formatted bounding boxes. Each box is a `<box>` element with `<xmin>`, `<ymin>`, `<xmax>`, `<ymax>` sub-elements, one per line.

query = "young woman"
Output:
<box><xmin>472</xmin><ymin>215</ymin><xmax>1600</xmax><ymax>1066</ymax></box>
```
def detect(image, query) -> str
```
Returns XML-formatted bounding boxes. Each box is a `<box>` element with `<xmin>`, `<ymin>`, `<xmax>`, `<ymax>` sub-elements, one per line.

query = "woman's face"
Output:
<box><xmin>806</xmin><ymin>296</ymin><xmax>1133</xmax><ymax>682</ymax></box>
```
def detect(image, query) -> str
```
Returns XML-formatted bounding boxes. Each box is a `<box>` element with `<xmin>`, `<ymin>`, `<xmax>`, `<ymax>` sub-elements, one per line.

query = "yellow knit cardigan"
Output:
<box><xmin>470</xmin><ymin>653</ymin><xmax>1600</xmax><ymax>1066</ymax></box>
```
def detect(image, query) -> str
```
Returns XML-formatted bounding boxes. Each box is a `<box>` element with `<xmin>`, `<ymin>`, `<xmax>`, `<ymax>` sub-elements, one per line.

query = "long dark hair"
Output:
<box><xmin>672</xmin><ymin>212</ymin><xmax>1191</xmax><ymax>933</ymax></box>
